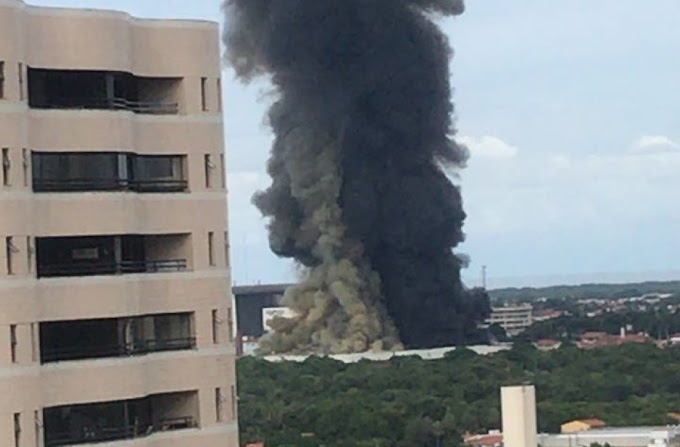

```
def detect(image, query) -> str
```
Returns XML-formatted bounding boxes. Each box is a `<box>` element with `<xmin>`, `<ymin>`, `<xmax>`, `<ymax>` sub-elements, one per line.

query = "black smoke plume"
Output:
<box><xmin>224</xmin><ymin>0</ymin><xmax>490</xmax><ymax>353</ymax></box>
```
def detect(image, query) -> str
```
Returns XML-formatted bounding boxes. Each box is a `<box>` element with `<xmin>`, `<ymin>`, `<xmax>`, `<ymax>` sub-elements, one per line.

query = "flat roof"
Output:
<box><xmin>541</xmin><ymin>426</ymin><xmax>679</xmax><ymax>437</ymax></box>
<box><xmin>0</xmin><ymin>0</ymin><xmax>218</xmax><ymax>28</ymax></box>
<box><xmin>586</xmin><ymin>426</ymin><xmax>675</xmax><ymax>434</ymax></box>
<box><xmin>233</xmin><ymin>283</ymin><xmax>292</xmax><ymax>296</ymax></box>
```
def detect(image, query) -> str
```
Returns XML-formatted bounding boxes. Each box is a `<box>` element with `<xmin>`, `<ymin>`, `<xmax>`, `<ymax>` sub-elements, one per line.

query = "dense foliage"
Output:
<box><xmin>237</xmin><ymin>343</ymin><xmax>680</xmax><ymax>446</ymax></box>
<box><xmin>489</xmin><ymin>280</ymin><xmax>680</xmax><ymax>303</ymax></box>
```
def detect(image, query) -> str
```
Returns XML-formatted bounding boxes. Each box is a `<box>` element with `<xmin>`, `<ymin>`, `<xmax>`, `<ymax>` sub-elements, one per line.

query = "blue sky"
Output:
<box><xmin>27</xmin><ymin>0</ymin><xmax>680</xmax><ymax>287</ymax></box>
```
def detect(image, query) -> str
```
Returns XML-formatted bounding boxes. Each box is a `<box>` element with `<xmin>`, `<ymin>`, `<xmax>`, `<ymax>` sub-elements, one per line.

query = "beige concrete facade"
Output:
<box><xmin>487</xmin><ymin>304</ymin><xmax>534</xmax><ymax>336</ymax></box>
<box><xmin>0</xmin><ymin>1</ymin><xmax>237</xmax><ymax>446</ymax></box>
<box><xmin>501</xmin><ymin>385</ymin><xmax>538</xmax><ymax>447</ymax></box>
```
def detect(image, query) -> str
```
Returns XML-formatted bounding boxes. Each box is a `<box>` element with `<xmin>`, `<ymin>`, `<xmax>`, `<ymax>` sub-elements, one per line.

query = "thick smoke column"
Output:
<box><xmin>224</xmin><ymin>0</ymin><xmax>489</xmax><ymax>353</ymax></box>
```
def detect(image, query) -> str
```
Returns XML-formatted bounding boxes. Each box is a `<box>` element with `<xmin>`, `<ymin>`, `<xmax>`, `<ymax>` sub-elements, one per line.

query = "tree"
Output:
<box><xmin>400</xmin><ymin>417</ymin><xmax>436</xmax><ymax>447</ymax></box>
<box><xmin>237</xmin><ymin>344</ymin><xmax>680</xmax><ymax>443</ymax></box>
<box><xmin>488</xmin><ymin>323</ymin><xmax>509</xmax><ymax>342</ymax></box>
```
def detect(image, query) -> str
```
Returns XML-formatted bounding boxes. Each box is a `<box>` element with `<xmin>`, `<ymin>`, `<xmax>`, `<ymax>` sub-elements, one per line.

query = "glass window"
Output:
<box><xmin>154</xmin><ymin>313</ymin><xmax>192</xmax><ymax>342</ymax></box>
<box><xmin>32</xmin><ymin>152</ymin><xmax>120</xmax><ymax>190</ymax></box>
<box><xmin>133</xmin><ymin>155</ymin><xmax>183</xmax><ymax>180</ymax></box>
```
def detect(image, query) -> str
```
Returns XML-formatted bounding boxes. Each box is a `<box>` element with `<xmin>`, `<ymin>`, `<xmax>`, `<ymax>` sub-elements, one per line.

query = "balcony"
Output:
<box><xmin>44</xmin><ymin>391</ymin><xmax>200</xmax><ymax>447</ymax></box>
<box><xmin>40</xmin><ymin>313</ymin><xmax>195</xmax><ymax>364</ymax></box>
<box><xmin>32</xmin><ymin>152</ymin><xmax>188</xmax><ymax>193</ymax></box>
<box><xmin>36</xmin><ymin>234</ymin><xmax>190</xmax><ymax>279</ymax></box>
<box><xmin>28</xmin><ymin>68</ymin><xmax>180</xmax><ymax>115</ymax></box>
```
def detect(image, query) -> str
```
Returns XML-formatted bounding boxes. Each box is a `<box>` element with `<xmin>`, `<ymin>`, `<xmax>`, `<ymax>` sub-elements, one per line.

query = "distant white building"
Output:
<box><xmin>468</xmin><ymin>386</ymin><xmax>680</xmax><ymax>447</ymax></box>
<box><xmin>262</xmin><ymin>344</ymin><xmax>512</xmax><ymax>363</ymax></box>
<box><xmin>486</xmin><ymin>304</ymin><xmax>533</xmax><ymax>336</ymax></box>
<box><xmin>538</xmin><ymin>426</ymin><xmax>680</xmax><ymax>447</ymax></box>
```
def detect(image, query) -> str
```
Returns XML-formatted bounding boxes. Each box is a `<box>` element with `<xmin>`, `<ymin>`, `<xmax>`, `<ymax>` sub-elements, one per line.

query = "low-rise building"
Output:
<box><xmin>490</xmin><ymin>385</ymin><xmax>680</xmax><ymax>447</ymax></box>
<box><xmin>486</xmin><ymin>304</ymin><xmax>533</xmax><ymax>336</ymax></box>
<box><xmin>533</xmin><ymin>309</ymin><xmax>566</xmax><ymax>322</ymax></box>
<box><xmin>578</xmin><ymin>330</ymin><xmax>650</xmax><ymax>350</ymax></box>
<box><xmin>539</xmin><ymin>426</ymin><xmax>680</xmax><ymax>447</ymax></box>
<box><xmin>561</xmin><ymin>418</ymin><xmax>606</xmax><ymax>433</ymax></box>
<box><xmin>232</xmin><ymin>283</ymin><xmax>290</xmax><ymax>338</ymax></box>
<box><xmin>464</xmin><ymin>430</ymin><xmax>503</xmax><ymax>447</ymax></box>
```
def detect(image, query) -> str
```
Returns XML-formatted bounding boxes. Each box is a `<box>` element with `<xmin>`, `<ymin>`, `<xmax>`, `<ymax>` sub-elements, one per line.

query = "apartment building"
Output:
<box><xmin>0</xmin><ymin>1</ymin><xmax>237</xmax><ymax>446</ymax></box>
<box><xmin>486</xmin><ymin>304</ymin><xmax>534</xmax><ymax>336</ymax></box>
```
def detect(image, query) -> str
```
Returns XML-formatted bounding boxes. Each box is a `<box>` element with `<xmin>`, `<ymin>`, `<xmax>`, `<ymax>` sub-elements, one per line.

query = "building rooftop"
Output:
<box><xmin>464</xmin><ymin>433</ymin><xmax>503</xmax><ymax>446</ymax></box>
<box><xmin>492</xmin><ymin>304</ymin><xmax>533</xmax><ymax>310</ymax></box>
<box><xmin>233</xmin><ymin>283</ymin><xmax>292</xmax><ymax>296</ymax></box>
<box><xmin>579</xmin><ymin>418</ymin><xmax>606</xmax><ymax>427</ymax></box>
<box><xmin>261</xmin><ymin>344</ymin><xmax>512</xmax><ymax>363</ymax></box>
<box><xmin>547</xmin><ymin>426</ymin><xmax>680</xmax><ymax>437</ymax></box>
<box><xmin>3</xmin><ymin>0</ymin><xmax>218</xmax><ymax>27</ymax></box>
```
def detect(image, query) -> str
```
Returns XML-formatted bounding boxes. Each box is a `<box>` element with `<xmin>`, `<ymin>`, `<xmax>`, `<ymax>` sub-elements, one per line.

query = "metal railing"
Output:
<box><xmin>37</xmin><ymin>259</ymin><xmax>188</xmax><ymax>278</ymax></box>
<box><xmin>31</xmin><ymin>96</ymin><xmax>179</xmax><ymax>115</ymax></box>
<box><xmin>158</xmin><ymin>417</ymin><xmax>199</xmax><ymax>431</ymax></box>
<box><xmin>33</xmin><ymin>177</ymin><xmax>188</xmax><ymax>193</ymax></box>
<box><xmin>45</xmin><ymin>417</ymin><xmax>197</xmax><ymax>447</ymax></box>
<box><xmin>130</xmin><ymin>178</ymin><xmax>189</xmax><ymax>193</ymax></box>
<box><xmin>139</xmin><ymin>337</ymin><xmax>197</xmax><ymax>354</ymax></box>
<box><xmin>41</xmin><ymin>337</ymin><xmax>197</xmax><ymax>363</ymax></box>
<box><xmin>46</xmin><ymin>425</ymin><xmax>141</xmax><ymax>447</ymax></box>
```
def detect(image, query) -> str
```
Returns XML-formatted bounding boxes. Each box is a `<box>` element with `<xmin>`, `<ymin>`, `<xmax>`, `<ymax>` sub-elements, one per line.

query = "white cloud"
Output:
<box><xmin>458</xmin><ymin>136</ymin><xmax>519</xmax><ymax>161</ymax></box>
<box><xmin>462</xmin><ymin>135</ymin><xmax>680</xmax><ymax>236</ymax></box>
<box><xmin>631</xmin><ymin>135</ymin><xmax>680</xmax><ymax>154</ymax></box>
<box><xmin>550</xmin><ymin>154</ymin><xmax>571</xmax><ymax>168</ymax></box>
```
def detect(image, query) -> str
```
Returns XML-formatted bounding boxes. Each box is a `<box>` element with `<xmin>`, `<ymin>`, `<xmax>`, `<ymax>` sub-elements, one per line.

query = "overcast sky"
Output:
<box><xmin>27</xmin><ymin>0</ymin><xmax>680</xmax><ymax>288</ymax></box>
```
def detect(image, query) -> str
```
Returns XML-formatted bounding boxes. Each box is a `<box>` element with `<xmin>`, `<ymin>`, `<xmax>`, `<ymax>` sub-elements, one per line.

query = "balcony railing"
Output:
<box><xmin>33</xmin><ymin>177</ymin><xmax>189</xmax><ymax>193</ymax></box>
<box><xmin>46</xmin><ymin>425</ymin><xmax>140</xmax><ymax>447</ymax></box>
<box><xmin>32</xmin><ymin>96</ymin><xmax>179</xmax><ymax>115</ymax></box>
<box><xmin>45</xmin><ymin>417</ymin><xmax>198</xmax><ymax>447</ymax></box>
<box><xmin>41</xmin><ymin>337</ymin><xmax>197</xmax><ymax>363</ymax></box>
<box><xmin>131</xmin><ymin>179</ymin><xmax>188</xmax><ymax>193</ymax></box>
<box><xmin>37</xmin><ymin>259</ymin><xmax>188</xmax><ymax>278</ymax></box>
<box><xmin>158</xmin><ymin>417</ymin><xmax>199</xmax><ymax>431</ymax></box>
<box><xmin>139</xmin><ymin>337</ymin><xmax>197</xmax><ymax>353</ymax></box>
